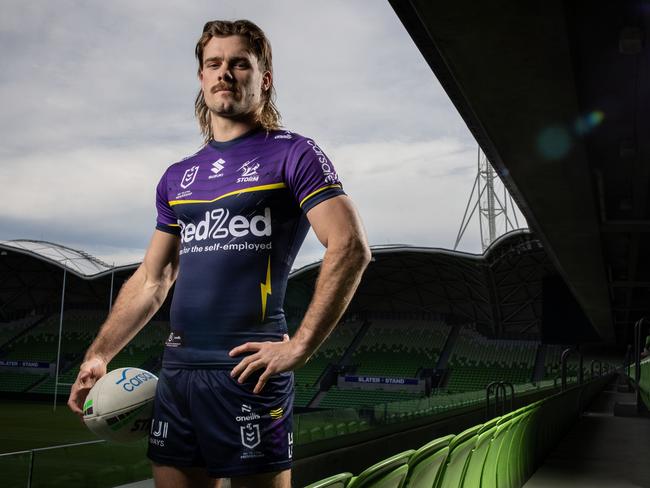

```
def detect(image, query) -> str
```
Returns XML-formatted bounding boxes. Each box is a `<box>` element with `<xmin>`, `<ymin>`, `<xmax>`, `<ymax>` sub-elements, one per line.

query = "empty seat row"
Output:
<box><xmin>306</xmin><ymin>385</ymin><xmax>587</xmax><ymax>488</ymax></box>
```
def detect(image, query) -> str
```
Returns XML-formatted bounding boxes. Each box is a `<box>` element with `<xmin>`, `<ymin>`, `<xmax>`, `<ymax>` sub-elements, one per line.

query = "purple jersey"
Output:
<box><xmin>155</xmin><ymin>129</ymin><xmax>345</xmax><ymax>367</ymax></box>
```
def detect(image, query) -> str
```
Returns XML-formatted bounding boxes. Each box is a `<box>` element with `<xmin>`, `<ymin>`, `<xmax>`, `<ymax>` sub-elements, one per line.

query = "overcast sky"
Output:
<box><xmin>0</xmin><ymin>0</ymin><xmax>526</xmax><ymax>269</ymax></box>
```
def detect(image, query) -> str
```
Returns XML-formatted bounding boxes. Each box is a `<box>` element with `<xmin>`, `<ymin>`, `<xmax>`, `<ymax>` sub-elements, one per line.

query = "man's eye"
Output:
<box><xmin>234</xmin><ymin>62</ymin><xmax>249</xmax><ymax>68</ymax></box>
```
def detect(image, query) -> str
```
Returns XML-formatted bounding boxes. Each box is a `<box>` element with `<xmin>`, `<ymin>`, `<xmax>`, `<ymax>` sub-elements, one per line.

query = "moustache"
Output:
<box><xmin>211</xmin><ymin>83</ymin><xmax>236</xmax><ymax>94</ymax></box>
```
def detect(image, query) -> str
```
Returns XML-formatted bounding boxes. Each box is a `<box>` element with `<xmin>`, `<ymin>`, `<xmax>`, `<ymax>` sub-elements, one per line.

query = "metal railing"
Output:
<box><xmin>634</xmin><ymin>317</ymin><xmax>646</xmax><ymax>414</ymax></box>
<box><xmin>0</xmin><ymin>439</ymin><xmax>105</xmax><ymax>488</ymax></box>
<box><xmin>485</xmin><ymin>381</ymin><xmax>514</xmax><ymax>417</ymax></box>
<box><xmin>590</xmin><ymin>359</ymin><xmax>602</xmax><ymax>379</ymax></box>
<box><xmin>561</xmin><ymin>347</ymin><xmax>583</xmax><ymax>391</ymax></box>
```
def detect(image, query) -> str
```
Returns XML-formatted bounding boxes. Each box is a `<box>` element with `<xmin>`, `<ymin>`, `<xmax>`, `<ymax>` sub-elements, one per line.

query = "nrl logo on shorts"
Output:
<box><xmin>180</xmin><ymin>165</ymin><xmax>200</xmax><ymax>189</ymax></box>
<box><xmin>241</xmin><ymin>423</ymin><xmax>261</xmax><ymax>449</ymax></box>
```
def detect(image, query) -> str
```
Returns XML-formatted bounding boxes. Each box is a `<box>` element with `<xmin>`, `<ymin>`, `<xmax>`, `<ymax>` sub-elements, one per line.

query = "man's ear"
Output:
<box><xmin>262</xmin><ymin>70</ymin><xmax>272</xmax><ymax>92</ymax></box>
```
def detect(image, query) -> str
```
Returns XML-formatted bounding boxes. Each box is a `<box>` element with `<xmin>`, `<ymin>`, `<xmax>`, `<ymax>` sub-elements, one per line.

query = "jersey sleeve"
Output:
<box><xmin>285</xmin><ymin>137</ymin><xmax>346</xmax><ymax>213</ymax></box>
<box><xmin>155</xmin><ymin>171</ymin><xmax>180</xmax><ymax>235</ymax></box>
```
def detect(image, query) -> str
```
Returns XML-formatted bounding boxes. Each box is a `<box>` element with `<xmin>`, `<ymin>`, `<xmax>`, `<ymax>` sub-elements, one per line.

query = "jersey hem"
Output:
<box><xmin>302</xmin><ymin>187</ymin><xmax>346</xmax><ymax>213</ymax></box>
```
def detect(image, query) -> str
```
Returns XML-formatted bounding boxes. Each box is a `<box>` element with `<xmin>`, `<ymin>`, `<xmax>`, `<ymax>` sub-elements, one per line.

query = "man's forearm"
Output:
<box><xmin>85</xmin><ymin>266</ymin><xmax>172</xmax><ymax>364</ymax></box>
<box><xmin>292</xmin><ymin>239</ymin><xmax>370</xmax><ymax>359</ymax></box>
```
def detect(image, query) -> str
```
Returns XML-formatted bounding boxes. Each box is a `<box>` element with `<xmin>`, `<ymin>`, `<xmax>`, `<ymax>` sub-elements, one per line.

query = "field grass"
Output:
<box><xmin>0</xmin><ymin>400</ymin><xmax>151</xmax><ymax>488</ymax></box>
<box><xmin>0</xmin><ymin>400</ymin><xmax>97</xmax><ymax>453</ymax></box>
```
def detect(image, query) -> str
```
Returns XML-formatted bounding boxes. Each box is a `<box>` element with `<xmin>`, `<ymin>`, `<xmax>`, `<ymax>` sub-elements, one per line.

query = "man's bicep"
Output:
<box><xmin>306</xmin><ymin>195</ymin><xmax>367</xmax><ymax>248</ymax></box>
<box><xmin>141</xmin><ymin>230</ymin><xmax>180</xmax><ymax>282</ymax></box>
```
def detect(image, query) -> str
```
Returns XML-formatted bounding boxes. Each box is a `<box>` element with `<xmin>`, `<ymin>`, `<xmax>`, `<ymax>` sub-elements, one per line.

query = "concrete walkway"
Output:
<box><xmin>525</xmin><ymin>379</ymin><xmax>650</xmax><ymax>488</ymax></box>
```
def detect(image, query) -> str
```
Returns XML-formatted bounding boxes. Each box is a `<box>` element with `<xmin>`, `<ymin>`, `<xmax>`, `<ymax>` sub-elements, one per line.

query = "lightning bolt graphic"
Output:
<box><xmin>260</xmin><ymin>256</ymin><xmax>272</xmax><ymax>321</ymax></box>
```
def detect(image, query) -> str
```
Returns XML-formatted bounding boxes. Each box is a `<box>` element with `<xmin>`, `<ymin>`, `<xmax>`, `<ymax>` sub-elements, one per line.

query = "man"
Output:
<box><xmin>67</xmin><ymin>19</ymin><xmax>370</xmax><ymax>488</ymax></box>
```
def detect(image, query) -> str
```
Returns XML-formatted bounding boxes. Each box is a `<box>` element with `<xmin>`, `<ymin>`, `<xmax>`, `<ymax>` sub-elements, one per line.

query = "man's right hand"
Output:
<box><xmin>67</xmin><ymin>357</ymin><xmax>107</xmax><ymax>416</ymax></box>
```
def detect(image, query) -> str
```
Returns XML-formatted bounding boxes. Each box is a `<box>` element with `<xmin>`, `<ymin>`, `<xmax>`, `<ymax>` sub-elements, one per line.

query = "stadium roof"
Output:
<box><xmin>287</xmin><ymin>230</ymin><xmax>560</xmax><ymax>339</ymax></box>
<box><xmin>1</xmin><ymin>232</ymin><xmax>567</xmax><ymax>340</ymax></box>
<box><xmin>0</xmin><ymin>240</ymin><xmax>137</xmax><ymax>279</ymax></box>
<box><xmin>389</xmin><ymin>0</ymin><xmax>650</xmax><ymax>344</ymax></box>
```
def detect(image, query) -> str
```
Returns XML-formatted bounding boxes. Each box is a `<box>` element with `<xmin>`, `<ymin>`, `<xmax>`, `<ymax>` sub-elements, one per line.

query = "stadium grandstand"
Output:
<box><xmin>2</xmin><ymin>1</ymin><xmax>650</xmax><ymax>487</ymax></box>
<box><xmin>0</xmin><ymin>229</ymin><xmax>641</xmax><ymax>487</ymax></box>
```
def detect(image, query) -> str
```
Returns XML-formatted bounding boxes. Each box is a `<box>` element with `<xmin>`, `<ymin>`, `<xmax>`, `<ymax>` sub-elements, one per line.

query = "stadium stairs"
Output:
<box><xmin>443</xmin><ymin>327</ymin><xmax>538</xmax><ymax>394</ymax></box>
<box><xmin>305</xmin><ymin>320</ymin><xmax>373</xmax><ymax>408</ymax></box>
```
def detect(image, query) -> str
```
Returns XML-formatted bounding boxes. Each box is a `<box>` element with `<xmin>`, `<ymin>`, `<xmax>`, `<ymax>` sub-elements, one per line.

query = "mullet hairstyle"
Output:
<box><xmin>194</xmin><ymin>19</ymin><xmax>282</xmax><ymax>143</ymax></box>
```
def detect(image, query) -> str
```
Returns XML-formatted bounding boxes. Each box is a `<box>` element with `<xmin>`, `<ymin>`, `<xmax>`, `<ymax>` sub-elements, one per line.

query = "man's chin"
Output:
<box><xmin>208</xmin><ymin>103</ymin><xmax>237</xmax><ymax>116</ymax></box>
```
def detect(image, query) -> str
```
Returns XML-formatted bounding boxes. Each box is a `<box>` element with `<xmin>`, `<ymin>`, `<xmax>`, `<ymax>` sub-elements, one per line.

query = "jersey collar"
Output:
<box><xmin>208</xmin><ymin>127</ymin><xmax>262</xmax><ymax>151</ymax></box>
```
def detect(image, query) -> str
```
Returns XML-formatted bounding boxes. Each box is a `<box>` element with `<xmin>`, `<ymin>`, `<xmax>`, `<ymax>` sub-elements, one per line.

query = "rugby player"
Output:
<box><xmin>68</xmin><ymin>19</ymin><xmax>370</xmax><ymax>488</ymax></box>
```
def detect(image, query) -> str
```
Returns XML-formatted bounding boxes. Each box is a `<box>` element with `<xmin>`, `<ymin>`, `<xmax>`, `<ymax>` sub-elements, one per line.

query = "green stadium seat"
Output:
<box><xmin>324</xmin><ymin>424</ymin><xmax>336</xmax><ymax>438</ymax></box>
<box><xmin>310</xmin><ymin>426</ymin><xmax>324</xmax><ymax>441</ymax></box>
<box><xmin>403</xmin><ymin>434</ymin><xmax>454</xmax><ymax>488</ymax></box>
<box><xmin>480</xmin><ymin>417</ymin><xmax>515</xmax><ymax>488</ymax></box>
<box><xmin>437</xmin><ymin>424</ymin><xmax>482</xmax><ymax>488</ymax></box>
<box><xmin>305</xmin><ymin>472</ymin><xmax>354</xmax><ymax>488</ymax></box>
<box><xmin>495</xmin><ymin>412</ymin><xmax>527</xmax><ymax>488</ymax></box>
<box><xmin>298</xmin><ymin>428</ymin><xmax>311</xmax><ymax>444</ymax></box>
<box><xmin>347</xmin><ymin>450</ymin><xmax>415</xmax><ymax>488</ymax></box>
<box><xmin>478</xmin><ymin>415</ymin><xmax>500</xmax><ymax>434</ymax></box>
<box><xmin>461</xmin><ymin>422</ymin><xmax>499</xmax><ymax>487</ymax></box>
<box><xmin>521</xmin><ymin>406</ymin><xmax>541</xmax><ymax>480</ymax></box>
<box><xmin>506</xmin><ymin>410</ymin><xmax>534</xmax><ymax>487</ymax></box>
<box><xmin>348</xmin><ymin>420</ymin><xmax>360</xmax><ymax>433</ymax></box>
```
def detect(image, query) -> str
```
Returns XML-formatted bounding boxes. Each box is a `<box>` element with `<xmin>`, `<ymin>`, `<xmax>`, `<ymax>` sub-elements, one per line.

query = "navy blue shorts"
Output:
<box><xmin>146</xmin><ymin>368</ymin><xmax>294</xmax><ymax>478</ymax></box>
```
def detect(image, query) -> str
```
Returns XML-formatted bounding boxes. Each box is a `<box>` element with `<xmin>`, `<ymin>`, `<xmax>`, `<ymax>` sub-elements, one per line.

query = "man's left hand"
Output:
<box><xmin>229</xmin><ymin>334</ymin><xmax>308</xmax><ymax>394</ymax></box>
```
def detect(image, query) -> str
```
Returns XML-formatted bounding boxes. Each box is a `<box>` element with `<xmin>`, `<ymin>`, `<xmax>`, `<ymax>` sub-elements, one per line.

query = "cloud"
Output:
<box><xmin>0</xmin><ymin>0</ymin><xmax>524</xmax><ymax>268</ymax></box>
<box><xmin>288</xmin><ymin>137</ymin><xmax>481</xmax><ymax>270</ymax></box>
<box><xmin>0</xmin><ymin>143</ymin><xmax>192</xmax><ymax>250</ymax></box>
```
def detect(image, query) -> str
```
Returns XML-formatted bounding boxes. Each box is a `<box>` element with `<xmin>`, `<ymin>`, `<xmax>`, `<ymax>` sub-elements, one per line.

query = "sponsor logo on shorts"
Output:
<box><xmin>240</xmin><ymin>423</ymin><xmax>261</xmax><ymax>449</ymax></box>
<box><xmin>180</xmin><ymin>165</ymin><xmax>200</xmax><ymax>189</ymax></box>
<box><xmin>288</xmin><ymin>432</ymin><xmax>293</xmax><ymax>459</ymax></box>
<box><xmin>236</xmin><ymin>157</ymin><xmax>260</xmax><ymax>183</ymax></box>
<box><xmin>236</xmin><ymin>404</ymin><xmax>261</xmax><ymax>422</ymax></box>
<box><xmin>149</xmin><ymin>419</ymin><xmax>168</xmax><ymax>447</ymax></box>
<box><xmin>270</xmin><ymin>407</ymin><xmax>284</xmax><ymax>420</ymax></box>
<box><xmin>115</xmin><ymin>369</ymin><xmax>155</xmax><ymax>392</ymax></box>
<box><xmin>165</xmin><ymin>331</ymin><xmax>183</xmax><ymax>348</ymax></box>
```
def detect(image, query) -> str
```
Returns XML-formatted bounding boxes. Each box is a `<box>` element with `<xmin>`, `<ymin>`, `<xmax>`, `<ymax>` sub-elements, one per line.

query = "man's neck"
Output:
<box><xmin>211</xmin><ymin>116</ymin><xmax>260</xmax><ymax>142</ymax></box>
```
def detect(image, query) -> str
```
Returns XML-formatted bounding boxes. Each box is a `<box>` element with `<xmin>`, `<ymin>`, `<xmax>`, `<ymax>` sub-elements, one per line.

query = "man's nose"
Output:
<box><xmin>217</xmin><ymin>63</ymin><xmax>234</xmax><ymax>82</ymax></box>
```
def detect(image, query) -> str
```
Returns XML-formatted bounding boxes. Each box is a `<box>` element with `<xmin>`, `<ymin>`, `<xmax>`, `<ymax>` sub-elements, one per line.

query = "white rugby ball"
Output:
<box><xmin>82</xmin><ymin>367</ymin><xmax>158</xmax><ymax>443</ymax></box>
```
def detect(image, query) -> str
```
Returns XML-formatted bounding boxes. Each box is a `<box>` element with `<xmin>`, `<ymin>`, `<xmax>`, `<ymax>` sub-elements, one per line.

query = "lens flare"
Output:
<box><xmin>537</xmin><ymin>126</ymin><xmax>571</xmax><ymax>160</ymax></box>
<box><xmin>574</xmin><ymin>110</ymin><xmax>605</xmax><ymax>135</ymax></box>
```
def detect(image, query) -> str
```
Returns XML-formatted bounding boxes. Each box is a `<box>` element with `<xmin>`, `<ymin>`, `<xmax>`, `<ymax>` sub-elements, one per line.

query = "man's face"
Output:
<box><xmin>199</xmin><ymin>35</ymin><xmax>271</xmax><ymax>121</ymax></box>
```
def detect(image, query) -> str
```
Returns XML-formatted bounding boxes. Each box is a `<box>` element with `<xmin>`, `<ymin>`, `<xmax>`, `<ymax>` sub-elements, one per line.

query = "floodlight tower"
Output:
<box><xmin>454</xmin><ymin>147</ymin><xmax>525</xmax><ymax>251</ymax></box>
